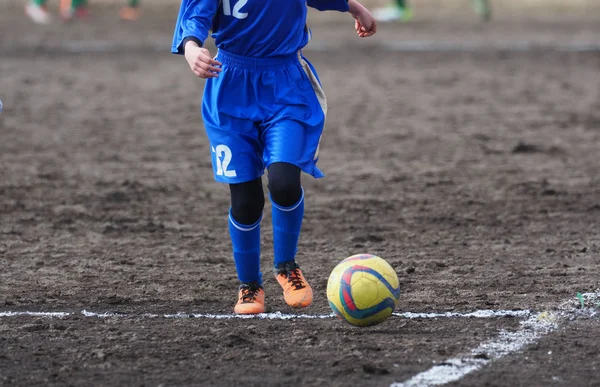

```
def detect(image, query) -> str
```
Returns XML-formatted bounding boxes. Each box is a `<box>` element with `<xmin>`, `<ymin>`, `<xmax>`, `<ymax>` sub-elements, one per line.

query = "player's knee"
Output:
<box><xmin>269</xmin><ymin>179</ymin><xmax>301</xmax><ymax>207</ymax></box>
<box><xmin>231</xmin><ymin>198</ymin><xmax>264</xmax><ymax>225</ymax></box>
<box><xmin>230</xmin><ymin>179</ymin><xmax>264</xmax><ymax>225</ymax></box>
<box><xmin>268</xmin><ymin>163</ymin><xmax>302</xmax><ymax>207</ymax></box>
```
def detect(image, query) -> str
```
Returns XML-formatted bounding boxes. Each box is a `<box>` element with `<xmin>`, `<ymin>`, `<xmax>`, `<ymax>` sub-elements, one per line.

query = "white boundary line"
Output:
<box><xmin>391</xmin><ymin>291</ymin><xmax>600</xmax><ymax>387</ymax></box>
<box><xmin>399</xmin><ymin>310</ymin><xmax>531</xmax><ymax>319</ymax></box>
<box><xmin>0</xmin><ymin>309</ymin><xmax>532</xmax><ymax>320</ymax></box>
<box><xmin>391</xmin><ymin>314</ymin><xmax>557</xmax><ymax>387</ymax></box>
<box><xmin>1</xmin><ymin>295</ymin><xmax>597</xmax><ymax>387</ymax></box>
<box><xmin>0</xmin><ymin>311</ymin><xmax>70</xmax><ymax>318</ymax></box>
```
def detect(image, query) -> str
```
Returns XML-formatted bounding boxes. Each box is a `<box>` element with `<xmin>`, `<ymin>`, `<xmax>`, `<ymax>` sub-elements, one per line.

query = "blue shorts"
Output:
<box><xmin>201</xmin><ymin>49</ymin><xmax>327</xmax><ymax>184</ymax></box>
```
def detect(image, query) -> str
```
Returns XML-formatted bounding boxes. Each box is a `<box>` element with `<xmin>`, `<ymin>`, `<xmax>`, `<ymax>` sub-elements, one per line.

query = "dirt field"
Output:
<box><xmin>1</xmin><ymin>2</ymin><xmax>599</xmax><ymax>386</ymax></box>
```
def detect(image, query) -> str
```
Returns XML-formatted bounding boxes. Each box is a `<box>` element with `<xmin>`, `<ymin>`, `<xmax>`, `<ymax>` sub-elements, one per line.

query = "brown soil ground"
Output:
<box><xmin>0</xmin><ymin>3</ymin><xmax>599</xmax><ymax>386</ymax></box>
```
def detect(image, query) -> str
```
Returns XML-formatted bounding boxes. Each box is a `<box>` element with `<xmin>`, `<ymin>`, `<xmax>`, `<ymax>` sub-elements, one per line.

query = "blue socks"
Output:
<box><xmin>271</xmin><ymin>188</ymin><xmax>304</xmax><ymax>268</ymax></box>
<box><xmin>228</xmin><ymin>188</ymin><xmax>304</xmax><ymax>282</ymax></box>
<box><xmin>228</xmin><ymin>210</ymin><xmax>262</xmax><ymax>285</ymax></box>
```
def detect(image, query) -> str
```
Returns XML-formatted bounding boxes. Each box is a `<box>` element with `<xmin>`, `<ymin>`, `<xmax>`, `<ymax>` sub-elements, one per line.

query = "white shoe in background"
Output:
<box><xmin>25</xmin><ymin>3</ymin><xmax>52</xmax><ymax>24</ymax></box>
<box><xmin>373</xmin><ymin>5</ymin><xmax>413</xmax><ymax>22</ymax></box>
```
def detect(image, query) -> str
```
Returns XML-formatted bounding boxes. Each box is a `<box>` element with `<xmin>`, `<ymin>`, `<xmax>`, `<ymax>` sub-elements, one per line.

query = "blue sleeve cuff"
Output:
<box><xmin>181</xmin><ymin>36</ymin><xmax>203</xmax><ymax>53</ymax></box>
<box><xmin>172</xmin><ymin>31</ymin><xmax>207</xmax><ymax>55</ymax></box>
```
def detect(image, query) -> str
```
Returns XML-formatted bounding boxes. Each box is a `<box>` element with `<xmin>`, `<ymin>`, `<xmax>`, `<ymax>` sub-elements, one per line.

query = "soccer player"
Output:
<box><xmin>25</xmin><ymin>0</ymin><xmax>89</xmax><ymax>24</ymax></box>
<box><xmin>173</xmin><ymin>0</ymin><xmax>376</xmax><ymax>314</ymax></box>
<box><xmin>119</xmin><ymin>0</ymin><xmax>142</xmax><ymax>21</ymax></box>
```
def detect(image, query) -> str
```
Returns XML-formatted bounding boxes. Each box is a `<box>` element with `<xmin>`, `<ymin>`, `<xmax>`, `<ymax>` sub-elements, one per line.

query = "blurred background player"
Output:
<box><xmin>25</xmin><ymin>0</ymin><xmax>140</xmax><ymax>24</ymax></box>
<box><xmin>25</xmin><ymin>0</ymin><xmax>89</xmax><ymax>24</ymax></box>
<box><xmin>119</xmin><ymin>0</ymin><xmax>142</xmax><ymax>21</ymax></box>
<box><xmin>373</xmin><ymin>0</ymin><xmax>491</xmax><ymax>22</ymax></box>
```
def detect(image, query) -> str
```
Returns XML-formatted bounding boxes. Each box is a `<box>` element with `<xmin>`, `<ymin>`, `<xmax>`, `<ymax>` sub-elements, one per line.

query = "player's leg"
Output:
<box><xmin>267</xmin><ymin>162</ymin><xmax>313</xmax><ymax>308</ymax></box>
<box><xmin>119</xmin><ymin>0</ymin><xmax>142</xmax><ymax>21</ymax></box>
<box><xmin>61</xmin><ymin>0</ymin><xmax>90</xmax><ymax>21</ymax></box>
<box><xmin>209</xmin><ymin>136</ymin><xmax>266</xmax><ymax>314</ymax></box>
<box><xmin>73</xmin><ymin>0</ymin><xmax>90</xmax><ymax>18</ymax></box>
<box><xmin>201</xmin><ymin>57</ymin><xmax>268</xmax><ymax>314</ymax></box>
<box><xmin>260</xmin><ymin>56</ymin><xmax>329</xmax><ymax>309</ymax></box>
<box><xmin>395</xmin><ymin>0</ymin><xmax>411</xmax><ymax>14</ymax></box>
<box><xmin>472</xmin><ymin>0</ymin><xmax>491</xmax><ymax>21</ymax></box>
<box><xmin>208</xmin><ymin>132</ymin><xmax>266</xmax><ymax>314</ymax></box>
<box><xmin>25</xmin><ymin>0</ymin><xmax>51</xmax><ymax>24</ymax></box>
<box><xmin>60</xmin><ymin>0</ymin><xmax>72</xmax><ymax>20</ymax></box>
<box><xmin>229</xmin><ymin>178</ymin><xmax>266</xmax><ymax>314</ymax></box>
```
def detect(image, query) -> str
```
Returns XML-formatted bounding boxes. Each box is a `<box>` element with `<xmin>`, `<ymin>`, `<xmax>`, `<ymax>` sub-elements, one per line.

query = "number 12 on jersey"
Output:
<box><xmin>222</xmin><ymin>0</ymin><xmax>248</xmax><ymax>19</ymax></box>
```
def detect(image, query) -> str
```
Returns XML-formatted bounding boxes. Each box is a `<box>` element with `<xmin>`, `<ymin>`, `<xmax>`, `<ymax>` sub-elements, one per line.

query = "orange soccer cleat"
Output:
<box><xmin>234</xmin><ymin>282</ymin><xmax>265</xmax><ymax>314</ymax></box>
<box><xmin>275</xmin><ymin>261</ymin><xmax>313</xmax><ymax>308</ymax></box>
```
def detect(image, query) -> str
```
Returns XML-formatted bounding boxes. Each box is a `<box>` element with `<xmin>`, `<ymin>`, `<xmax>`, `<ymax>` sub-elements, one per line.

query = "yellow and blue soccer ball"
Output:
<box><xmin>327</xmin><ymin>254</ymin><xmax>400</xmax><ymax>327</ymax></box>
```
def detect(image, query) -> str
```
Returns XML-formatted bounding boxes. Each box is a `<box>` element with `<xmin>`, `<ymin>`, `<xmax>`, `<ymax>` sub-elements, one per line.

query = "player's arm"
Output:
<box><xmin>307</xmin><ymin>0</ymin><xmax>376</xmax><ymax>38</ymax></box>
<box><xmin>172</xmin><ymin>0</ymin><xmax>222</xmax><ymax>78</ymax></box>
<box><xmin>348</xmin><ymin>0</ymin><xmax>376</xmax><ymax>37</ymax></box>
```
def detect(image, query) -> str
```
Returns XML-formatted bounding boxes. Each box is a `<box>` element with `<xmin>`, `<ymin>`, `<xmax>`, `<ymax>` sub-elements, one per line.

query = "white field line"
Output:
<box><xmin>391</xmin><ymin>291</ymin><xmax>600</xmax><ymax>387</ymax></box>
<box><xmin>399</xmin><ymin>310</ymin><xmax>531</xmax><ymax>319</ymax></box>
<box><xmin>0</xmin><ymin>309</ymin><xmax>532</xmax><ymax>320</ymax></box>
<box><xmin>0</xmin><ymin>311</ymin><xmax>70</xmax><ymax>318</ymax></box>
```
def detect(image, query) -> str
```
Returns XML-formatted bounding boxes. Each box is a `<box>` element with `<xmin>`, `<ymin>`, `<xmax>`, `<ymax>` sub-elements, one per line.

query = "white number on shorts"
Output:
<box><xmin>213</xmin><ymin>145</ymin><xmax>238</xmax><ymax>178</ymax></box>
<box><xmin>222</xmin><ymin>0</ymin><xmax>248</xmax><ymax>19</ymax></box>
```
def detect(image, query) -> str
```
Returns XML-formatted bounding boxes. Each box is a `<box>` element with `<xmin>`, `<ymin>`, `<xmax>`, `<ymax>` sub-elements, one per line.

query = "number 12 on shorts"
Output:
<box><xmin>212</xmin><ymin>145</ymin><xmax>237</xmax><ymax>177</ymax></box>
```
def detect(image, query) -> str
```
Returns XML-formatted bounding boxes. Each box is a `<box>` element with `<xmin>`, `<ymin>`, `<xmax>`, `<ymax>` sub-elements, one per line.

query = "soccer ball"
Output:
<box><xmin>327</xmin><ymin>254</ymin><xmax>400</xmax><ymax>327</ymax></box>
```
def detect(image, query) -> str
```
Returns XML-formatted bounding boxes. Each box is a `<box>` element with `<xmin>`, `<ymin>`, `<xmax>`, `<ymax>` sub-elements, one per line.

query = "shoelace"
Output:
<box><xmin>240</xmin><ymin>287</ymin><xmax>261</xmax><ymax>303</ymax></box>
<box><xmin>286</xmin><ymin>268</ymin><xmax>306</xmax><ymax>290</ymax></box>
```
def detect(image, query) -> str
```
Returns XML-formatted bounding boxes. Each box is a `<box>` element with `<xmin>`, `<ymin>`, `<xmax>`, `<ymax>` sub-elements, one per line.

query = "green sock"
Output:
<box><xmin>33</xmin><ymin>0</ymin><xmax>46</xmax><ymax>6</ymax></box>
<box><xmin>395</xmin><ymin>0</ymin><xmax>407</xmax><ymax>9</ymax></box>
<box><xmin>71</xmin><ymin>0</ymin><xmax>87</xmax><ymax>9</ymax></box>
<box><xmin>128</xmin><ymin>0</ymin><xmax>140</xmax><ymax>7</ymax></box>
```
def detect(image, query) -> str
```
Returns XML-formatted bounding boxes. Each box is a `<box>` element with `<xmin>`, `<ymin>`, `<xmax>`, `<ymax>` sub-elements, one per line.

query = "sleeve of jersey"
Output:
<box><xmin>306</xmin><ymin>0</ymin><xmax>350</xmax><ymax>12</ymax></box>
<box><xmin>171</xmin><ymin>0</ymin><xmax>218</xmax><ymax>55</ymax></box>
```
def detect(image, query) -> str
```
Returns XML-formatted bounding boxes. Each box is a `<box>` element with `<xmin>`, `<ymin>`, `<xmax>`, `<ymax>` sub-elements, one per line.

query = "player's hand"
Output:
<box><xmin>354</xmin><ymin>14</ymin><xmax>376</xmax><ymax>37</ymax></box>
<box><xmin>184</xmin><ymin>42</ymin><xmax>222</xmax><ymax>79</ymax></box>
<box><xmin>348</xmin><ymin>0</ymin><xmax>377</xmax><ymax>37</ymax></box>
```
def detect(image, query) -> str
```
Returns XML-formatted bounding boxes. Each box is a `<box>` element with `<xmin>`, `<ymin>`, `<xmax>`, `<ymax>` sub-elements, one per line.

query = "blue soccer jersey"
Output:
<box><xmin>172</xmin><ymin>0</ymin><xmax>350</xmax><ymax>183</ymax></box>
<box><xmin>172</xmin><ymin>0</ymin><xmax>349</xmax><ymax>57</ymax></box>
